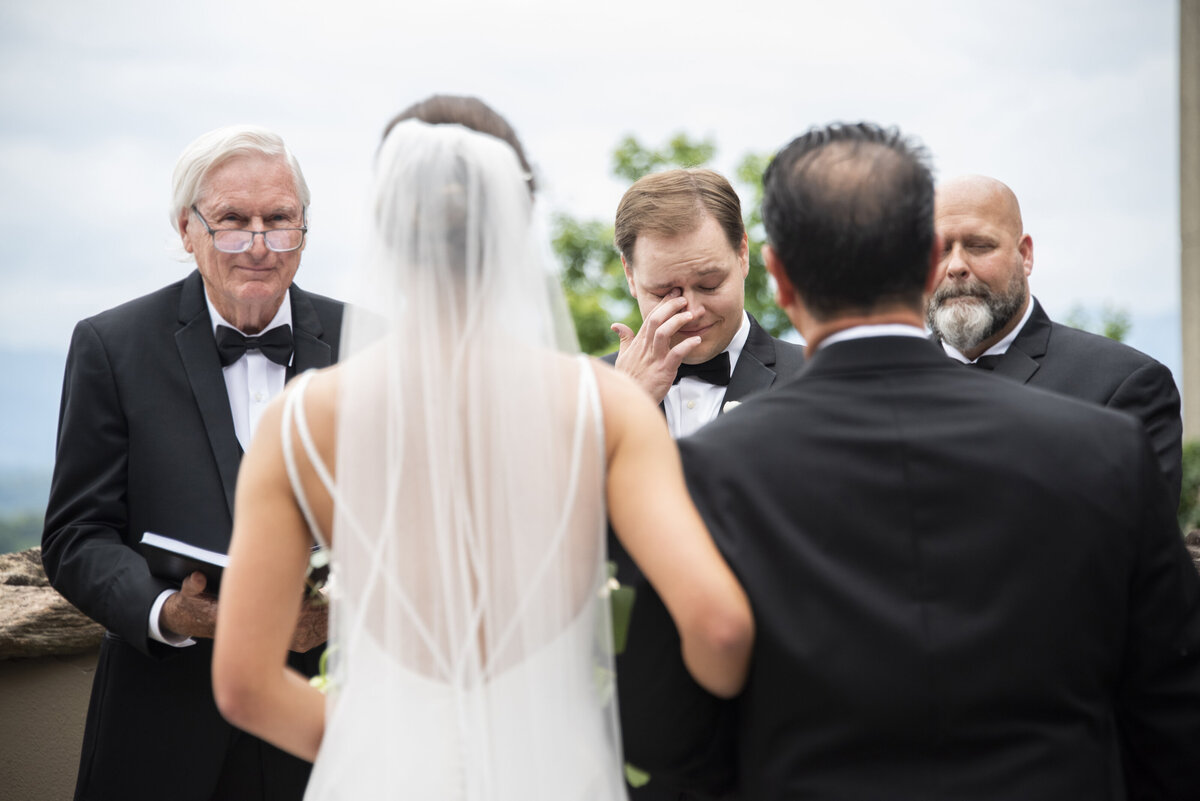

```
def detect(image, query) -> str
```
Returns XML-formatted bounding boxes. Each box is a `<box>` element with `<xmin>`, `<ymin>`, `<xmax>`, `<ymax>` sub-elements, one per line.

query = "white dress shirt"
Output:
<box><xmin>819</xmin><ymin>322</ymin><xmax>929</xmax><ymax>350</ymax></box>
<box><xmin>148</xmin><ymin>291</ymin><xmax>293</xmax><ymax>647</ymax></box>
<box><xmin>664</xmin><ymin>312</ymin><xmax>750</xmax><ymax>439</ymax></box>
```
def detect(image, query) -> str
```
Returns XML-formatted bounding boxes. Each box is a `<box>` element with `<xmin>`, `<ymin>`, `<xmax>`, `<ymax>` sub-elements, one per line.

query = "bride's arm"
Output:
<box><xmin>596</xmin><ymin>363</ymin><xmax>754</xmax><ymax>699</ymax></box>
<box><xmin>212</xmin><ymin>390</ymin><xmax>327</xmax><ymax>763</ymax></box>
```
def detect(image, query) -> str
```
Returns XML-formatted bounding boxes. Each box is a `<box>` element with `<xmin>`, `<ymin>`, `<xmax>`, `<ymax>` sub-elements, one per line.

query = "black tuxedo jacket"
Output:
<box><xmin>659</xmin><ymin>335</ymin><xmax>1200</xmax><ymax>800</ymax></box>
<box><xmin>42</xmin><ymin>270</ymin><xmax>343</xmax><ymax>801</ymax></box>
<box><xmin>604</xmin><ymin>315</ymin><xmax>804</xmax><ymax>800</ymax></box>
<box><xmin>939</xmin><ymin>298</ymin><xmax>1182</xmax><ymax>508</ymax></box>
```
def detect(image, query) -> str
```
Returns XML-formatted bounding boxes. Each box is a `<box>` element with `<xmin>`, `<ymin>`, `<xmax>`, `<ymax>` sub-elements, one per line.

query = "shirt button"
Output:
<box><xmin>686</xmin><ymin>401</ymin><xmax>696</xmax><ymax>409</ymax></box>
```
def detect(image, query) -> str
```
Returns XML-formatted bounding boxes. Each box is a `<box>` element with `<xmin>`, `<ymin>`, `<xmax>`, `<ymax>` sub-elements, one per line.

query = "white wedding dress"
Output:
<box><xmin>278</xmin><ymin>120</ymin><xmax>628</xmax><ymax>801</ymax></box>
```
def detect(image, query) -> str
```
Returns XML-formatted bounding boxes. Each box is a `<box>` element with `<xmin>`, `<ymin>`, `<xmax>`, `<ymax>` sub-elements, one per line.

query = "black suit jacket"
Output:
<box><xmin>605</xmin><ymin>315</ymin><xmax>805</xmax><ymax>800</ymax></box>
<box><xmin>42</xmin><ymin>270</ymin><xmax>343</xmax><ymax>801</ymax></box>
<box><xmin>662</xmin><ymin>335</ymin><xmax>1200</xmax><ymax>800</ymax></box>
<box><xmin>939</xmin><ymin>298</ymin><xmax>1182</xmax><ymax>508</ymax></box>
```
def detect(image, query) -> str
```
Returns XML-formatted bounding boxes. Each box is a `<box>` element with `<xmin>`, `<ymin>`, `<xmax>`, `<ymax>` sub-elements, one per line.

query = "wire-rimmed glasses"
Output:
<box><xmin>190</xmin><ymin>205</ymin><xmax>307</xmax><ymax>254</ymax></box>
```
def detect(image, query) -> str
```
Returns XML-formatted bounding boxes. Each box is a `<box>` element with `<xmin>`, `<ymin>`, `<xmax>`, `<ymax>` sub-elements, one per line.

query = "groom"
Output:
<box><xmin>638</xmin><ymin>123</ymin><xmax>1200</xmax><ymax>799</ymax></box>
<box><xmin>603</xmin><ymin>168</ymin><xmax>804</xmax><ymax>800</ymax></box>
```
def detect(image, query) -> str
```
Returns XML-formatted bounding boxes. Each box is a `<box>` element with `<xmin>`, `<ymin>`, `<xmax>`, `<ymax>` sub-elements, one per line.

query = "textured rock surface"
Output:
<box><xmin>0</xmin><ymin>547</ymin><xmax>103</xmax><ymax>660</ymax></box>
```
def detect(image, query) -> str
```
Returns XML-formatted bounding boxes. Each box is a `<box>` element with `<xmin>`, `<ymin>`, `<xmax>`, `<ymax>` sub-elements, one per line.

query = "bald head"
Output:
<box><xmin>927</xmin><ymin>175</ymin><xmax>1034</xmax><ymax>359</ymax></box>
<box><xmin>936</xmin><ymin>175</ymin><xmax>1024</xmax><ymax>240</ymax></box>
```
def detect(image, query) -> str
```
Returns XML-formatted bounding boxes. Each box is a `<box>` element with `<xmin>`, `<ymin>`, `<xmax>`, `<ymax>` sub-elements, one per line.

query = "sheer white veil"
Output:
<box><xmin>306</xmin><ymin>119</ymin><xmax>625</xmax><ymax>799</ymax></box>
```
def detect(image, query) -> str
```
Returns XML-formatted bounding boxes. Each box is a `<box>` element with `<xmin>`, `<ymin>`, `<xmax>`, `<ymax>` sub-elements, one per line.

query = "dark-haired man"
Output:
<box><xmin>641</xmin><ymin>124</ymin><xmax>1200</xmax><ymax>799</ymax></box>
<box><xmin>927</xmin><ymin>174</ymin><xmax>1182</xmax><ymax>507</ymax></box>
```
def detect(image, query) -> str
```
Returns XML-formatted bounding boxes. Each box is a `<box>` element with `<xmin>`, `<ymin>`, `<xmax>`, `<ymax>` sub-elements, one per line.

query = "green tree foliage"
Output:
<box><xmin>0</xmin><ymin>512</ymin><xmax>42</xmax><ymax>554</ymax></box>
<box><xmin>1063</xmin><ymin>303</ymin><xmax>1131</xmax><ymax>343</ymax></box>
<box><xmin>1179</xmin><ymin>441</ymin><xmax>1200</xmax><ymax>534</ymax></box>
<box><xmin>553</xmin><ymin>133</ymin><xmax>792</xmax><ymax>355</ymax></box>
<box><xmin>552</xmin><ymin>214</ymin><xmax>637</xmax><ymax>356</ymax></box>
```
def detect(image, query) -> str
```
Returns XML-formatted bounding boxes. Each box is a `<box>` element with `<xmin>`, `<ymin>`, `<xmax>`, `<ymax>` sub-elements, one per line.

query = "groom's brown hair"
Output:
<box><xmin>614</xmin><ymin>169</ymin><xmax>744</xmax><ymax>266</ymax></box>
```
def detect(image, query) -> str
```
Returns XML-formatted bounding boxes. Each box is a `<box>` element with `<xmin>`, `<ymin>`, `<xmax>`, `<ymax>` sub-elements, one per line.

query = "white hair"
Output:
<box><xmin>169</xmin><ymin>125</ymin><xmax>310</xmax><ymax>235</ymax></box>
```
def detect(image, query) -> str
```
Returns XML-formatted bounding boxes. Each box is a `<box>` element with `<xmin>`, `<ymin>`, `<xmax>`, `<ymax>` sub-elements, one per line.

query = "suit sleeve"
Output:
<box><xmin>41</xmin><ymin>320</ymin><xmax>174</xmax><ymax>656</ymax></box>
<box><xmin>1116</xmin><ymin>432</ymin><xmax>1200</xmax><ymax>799</ymax></box>
<box><xmin>611</xmin><ymin>436</ymin><xmax>740</xmax><ymax>796</ymax></box>
<box><xmin>1107</xmin><ymin>361</ymin><xmax>1182</xmax><ymax>510</ymax></box>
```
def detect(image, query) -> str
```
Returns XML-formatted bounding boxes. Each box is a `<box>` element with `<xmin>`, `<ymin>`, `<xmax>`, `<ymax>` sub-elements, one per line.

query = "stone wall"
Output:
<box><xmin>0</xmin><ymin>547</ymin><xmax>102</xmax><ymax>659</ymax></box>
<box><xmin>0</xmin><ymin>547</ymin><xmax>102</xmax><ymax>800</ymax></box>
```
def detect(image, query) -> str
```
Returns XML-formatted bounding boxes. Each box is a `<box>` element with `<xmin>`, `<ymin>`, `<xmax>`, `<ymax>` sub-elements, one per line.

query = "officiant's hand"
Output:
<box><xmin>160</xmin><ymin>571</ymin><xmax>218</xmax><ymax>639</ymax></box>
<box><xmin>612</xmin><ymin>290</ymin><xmax>702</xmax><ymax>404</ymax></box>
<box><xmin>289</xmin><ymin>596</ymin><xmax>328</xmax><ymax>653</ymax></box>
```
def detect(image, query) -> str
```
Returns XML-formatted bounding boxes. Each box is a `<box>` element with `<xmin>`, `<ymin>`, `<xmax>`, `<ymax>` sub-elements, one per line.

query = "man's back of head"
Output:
<box><xmin>665</xmin><ymin>121</ymin><xmax>1200</xmax><ymax>800</ymax></box>
<box><xmin>762</xmin><ymin>123</ymin><xmax>935</xmax><ymax>321</ymax></box>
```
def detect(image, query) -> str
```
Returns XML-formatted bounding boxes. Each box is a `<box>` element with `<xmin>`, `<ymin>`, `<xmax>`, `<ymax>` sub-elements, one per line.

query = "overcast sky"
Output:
<box><xmin>0</xmin><ymin>0</ymin><xmax>1182</xmax><ymax>368</ymax></box>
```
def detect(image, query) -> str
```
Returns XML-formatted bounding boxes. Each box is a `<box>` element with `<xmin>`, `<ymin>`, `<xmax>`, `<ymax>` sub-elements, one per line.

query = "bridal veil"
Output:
<box><xmin>304</xmin><ymin>120</ymin><xmax>627</xmax><ymax>800</ymax></box>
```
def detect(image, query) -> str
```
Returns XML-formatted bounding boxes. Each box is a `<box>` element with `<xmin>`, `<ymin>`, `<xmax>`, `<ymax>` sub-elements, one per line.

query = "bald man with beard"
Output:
<box><xmin>926</xmin><ymin>175</ymin><xmax>1182</xmax><ymax>508</ymax></box>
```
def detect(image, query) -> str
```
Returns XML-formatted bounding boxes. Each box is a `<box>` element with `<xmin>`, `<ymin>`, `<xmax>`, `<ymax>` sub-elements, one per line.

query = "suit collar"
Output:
<box><xmin>176</xmin><ymin>271</ymin><xmax>242</xmax><ymax>514</ymax></box>
<box><xmin>984</xmin><ymin>298</ymin><xmax>1049</xmax><ymax>384</ymax></box>
<box><xmin>290</xmin><ymin>282</ymin><xmax>334</xmax><ymax>375</ymax></box>
<box><xmin>724</xmin><ymin>314</ymin><xmax>779</xmax><ymax>403</ymax></box>
<box><xmin>175</xmin><ymin>270</ymin><xmax>335</xmax><ymax>515</ymax></box>
<box><xmin>805</xmin><ymin>334</ymin><xmax>954</xmax><ymax>377</ymax></box>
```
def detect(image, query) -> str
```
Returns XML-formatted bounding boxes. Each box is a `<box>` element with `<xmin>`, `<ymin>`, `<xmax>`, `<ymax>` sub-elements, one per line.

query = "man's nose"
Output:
<box><xmin>247</xmin><ymin>225</ymin><xmax>271</xmax><ymax>258</ymax></box>
<box><xmin>944</xmin><ymin>245</ymin><xmax>969</xmax><ymax>278</ymax></box>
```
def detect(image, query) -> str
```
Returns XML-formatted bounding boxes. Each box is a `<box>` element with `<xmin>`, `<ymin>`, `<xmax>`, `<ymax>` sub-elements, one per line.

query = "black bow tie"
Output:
<box><xmin>966</xmin><ymin>354</ymin><xmax>1005</xmax><ymax>371</ymax></box>
<box><xmin>215</xmin><ymin>324</ymin><xmax>293</xmax><ymax>367</ymax></box>
<box><xmin>674</xmin><ymin>351</ymin><xmax>731</xmax><ymax>386</ymax></box>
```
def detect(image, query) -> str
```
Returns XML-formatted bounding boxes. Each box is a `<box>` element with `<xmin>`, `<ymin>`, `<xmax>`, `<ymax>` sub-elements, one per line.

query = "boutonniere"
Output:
<box><xmin>722</xmin><ymin>400</ymin><xmax>741</xmax><ymax>414</ymax></box>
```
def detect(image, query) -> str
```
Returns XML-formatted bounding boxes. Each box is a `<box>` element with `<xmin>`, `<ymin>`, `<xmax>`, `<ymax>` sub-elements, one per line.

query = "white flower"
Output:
<box><xmin>722</xmin><ymin>400</ymin><xmax>741</xmax><ymax>414</ymax></box>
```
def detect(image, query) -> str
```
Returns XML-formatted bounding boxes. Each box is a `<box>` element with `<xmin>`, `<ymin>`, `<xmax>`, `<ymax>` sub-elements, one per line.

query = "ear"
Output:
<box><xmin>763</xmin><ymin>245</ymin><xmax>795</xmax><ymax>311</ymax></box>
<box><xmin>738</xmin><ymin>232</ymin><xmax>750</xmax><ymax>278</ymax></box>
<box><xmin>924</xmin><ymin>232</ymin><xmax>944</xmax><ymax>296</ymax></box>
<box><xmin>1019</xmin><ymin>233</ymin><xmax>1033</xmax><ymax>277</ymax></box>
<box><xmin>178</xmin><ymin>209</ymin><xmax>195</xmax><ymax>255</ymax></box>
<box><xmin>621</xmin><ymin>254</ymin><xmax>637</xmax><ymax>297</ymax></box>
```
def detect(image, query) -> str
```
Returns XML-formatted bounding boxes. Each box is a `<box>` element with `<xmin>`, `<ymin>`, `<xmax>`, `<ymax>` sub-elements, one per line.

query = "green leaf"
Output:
<box><xmin>625</xmin><ymin>763</ymin><xmax>651</xmax><ymax>787</ymax></box>
<box><xmin>610</xmin><ymin>584</ymin><xmax>636</xmax><ymax>655</ymax></box>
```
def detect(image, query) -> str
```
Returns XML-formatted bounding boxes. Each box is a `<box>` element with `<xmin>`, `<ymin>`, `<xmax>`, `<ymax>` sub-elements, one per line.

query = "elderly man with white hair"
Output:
<box><xmin>42</xmin><ymin>125</ymin><xmax>343</xmax><ymax>801</ymax></box>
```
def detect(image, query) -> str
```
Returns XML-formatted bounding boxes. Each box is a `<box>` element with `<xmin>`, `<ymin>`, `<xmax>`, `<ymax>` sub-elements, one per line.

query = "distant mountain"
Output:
<box><xmin>1</xmin><ymin>347</ymin><xmax>64</xmax><ymax>471</ymax></box>
<box><xmin>0</xmin><ymin>466</ymin><xmax>51</xmax><ymax>515</ymax></box>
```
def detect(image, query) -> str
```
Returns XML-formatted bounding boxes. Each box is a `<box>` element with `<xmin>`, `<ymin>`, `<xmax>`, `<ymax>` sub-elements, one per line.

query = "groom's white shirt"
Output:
<box><xmin>664</xmin><ymin>312</ymin><xmax>750</xmax><ymax>439</ymax></box>
<box><xmin>147</xmin><ymin>293</ymin><xmax>293</xmax><ymax>647</ymax></box>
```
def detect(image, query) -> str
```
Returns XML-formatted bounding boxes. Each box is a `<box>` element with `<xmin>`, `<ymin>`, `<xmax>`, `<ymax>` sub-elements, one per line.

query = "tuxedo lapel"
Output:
<box><xmin>289</xmin><ymin>284</ymin><xmax>334</xmax><ymax>378</ymax></box>
<box><xmin>993</xmin><ymin>299</ymin><xmax>1051</xmax><ymax>384</ymax></box>
<box><xmin>174</xmin><ymin>271</ymin><xmax>241</xmax><ymax>515</ymax></box>
<box><xmin>722</xmin><ymin>315</ymin><xmax>778</xmax><ymax>409</ymax></box>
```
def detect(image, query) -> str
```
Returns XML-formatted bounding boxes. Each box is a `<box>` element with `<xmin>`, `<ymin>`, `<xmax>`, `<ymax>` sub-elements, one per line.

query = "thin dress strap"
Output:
<box><xmin>281</xmin><ymin>370</ymin><xmax>334</xmax><ymax>548</ymax></box>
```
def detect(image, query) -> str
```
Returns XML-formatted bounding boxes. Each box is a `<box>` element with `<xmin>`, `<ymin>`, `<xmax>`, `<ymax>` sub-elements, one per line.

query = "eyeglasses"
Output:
<box><xmin>190</xmin><ymin>205</ymin><xmax>308</xmax><ymax>254</ymax></box>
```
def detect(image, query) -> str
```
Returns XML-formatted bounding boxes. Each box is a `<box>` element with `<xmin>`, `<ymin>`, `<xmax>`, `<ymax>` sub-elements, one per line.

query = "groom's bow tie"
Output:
<box><xmin>674</xmin><ymin>351</ymin><xmax>731</xmax><ymax>386</ymax></box>
<box><xmin>966</xmin><ymin>354</ymin><xmax>1005</xmax><ymax>371</ymax></box>
<box><xmin>215</xmin><ymin>324</ymin><xmax>293</xmax><ymax>367</ymax></box>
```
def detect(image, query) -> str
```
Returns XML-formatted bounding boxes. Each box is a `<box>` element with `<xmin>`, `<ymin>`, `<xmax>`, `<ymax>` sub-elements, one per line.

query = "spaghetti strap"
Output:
<box><xmin>281</xmin><ymin>371</ymin><xmax>333</xmax><ymax>548</ymax></box>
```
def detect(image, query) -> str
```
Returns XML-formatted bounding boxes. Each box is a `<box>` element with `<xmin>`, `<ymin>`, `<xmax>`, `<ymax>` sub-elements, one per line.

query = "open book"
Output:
<box><xmin>139</xmin><ymin>532</ymin><xmax>228</xmax><ymax>594</ymax></box>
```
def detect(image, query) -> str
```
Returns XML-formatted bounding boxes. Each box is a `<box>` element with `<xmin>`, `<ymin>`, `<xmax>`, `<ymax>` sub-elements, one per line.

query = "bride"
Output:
<box><xmin>212</xmin><ymin>96</ymin><xmax>752</xmax><ymax>799</ymax></box>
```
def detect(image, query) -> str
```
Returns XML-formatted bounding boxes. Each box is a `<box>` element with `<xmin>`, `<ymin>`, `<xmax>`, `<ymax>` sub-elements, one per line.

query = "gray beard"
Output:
<box><xmin>927</xmin><ymin>278</ymin><xmax>1026</xmax><ymax>353</ymax></box>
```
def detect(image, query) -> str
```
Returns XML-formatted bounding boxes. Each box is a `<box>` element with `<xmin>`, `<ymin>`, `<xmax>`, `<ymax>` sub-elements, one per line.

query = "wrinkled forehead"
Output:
<box><xmin>197</xmin><ymin>154</ymin><xmax>302</xmax><ymax>210</ymax></box>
